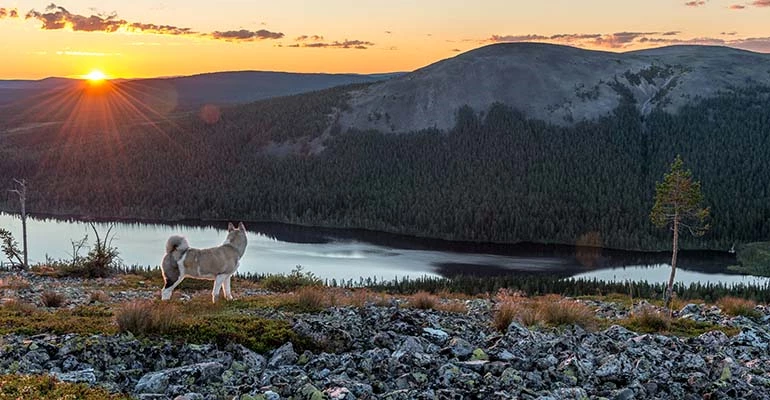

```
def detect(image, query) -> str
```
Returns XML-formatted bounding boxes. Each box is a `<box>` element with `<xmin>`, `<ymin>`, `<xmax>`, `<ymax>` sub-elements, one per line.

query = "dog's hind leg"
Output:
<box><xmin>223</xmin><ymin>274</ymin><xmax>233</xmax><ymax>300</ymax></box>
<box><xmin>212</xmin><ymin>274</ymin><xmax>227</xmax><ymax>303</ymax></box>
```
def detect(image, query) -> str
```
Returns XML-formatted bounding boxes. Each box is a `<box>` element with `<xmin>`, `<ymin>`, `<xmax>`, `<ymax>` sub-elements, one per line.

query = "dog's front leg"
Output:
<box><xmin>161</xmin><ymin>276</ymin><xmax>185</xmax><ymax>300</ymax></box>
<box><xmin>212</xmin><ymin>274</ymin><xmax>227</xmax><ymax>303</ymax></box>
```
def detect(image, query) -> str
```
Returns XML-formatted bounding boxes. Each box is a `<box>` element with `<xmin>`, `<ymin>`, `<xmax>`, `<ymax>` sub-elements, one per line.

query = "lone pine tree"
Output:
<box><xmin>651</xmin><ymin>155</ymin><xmax>710</xmax><ymax>309</ymax></box>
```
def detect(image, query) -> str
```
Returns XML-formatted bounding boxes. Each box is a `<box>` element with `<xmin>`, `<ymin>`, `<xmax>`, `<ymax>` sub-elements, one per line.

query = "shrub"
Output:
<box><xmin>261</xmin><ymin>265</ymin><xmax>322</xmax><ymax>292</ymax></box>
<box><xmin>88</xmin><ymin>290</ymin><xmax>110</xmax><ymax>303</ymax></box>
<box><xmin>41</xmin><ymin>291</ymin><xmax>66</xmax><ymax>308</ymax></box>
<box><xmin>717</xmin><ymin>296</ymin><xmax>760</xmax><ymax>318</ymax></box>
<box><xmin>408</xmin><ymin>291</ymin><xmax>438</xmax><ymax>310</ymax></box>
<box><xmin>0</xmin><ymin>374</ymin><xmax>130</xmax><ymax>400</ymax></box>
<box><xmin>115</xmin><ymin>301</ymin><xmax>178</xmax><ymax>336</ymax></box>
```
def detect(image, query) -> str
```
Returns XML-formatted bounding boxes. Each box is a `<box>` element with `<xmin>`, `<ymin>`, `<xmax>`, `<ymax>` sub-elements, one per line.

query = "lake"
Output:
<box><xmin>0</xmin><ymin>213</ymin><xmax>765</xmax><ymax>286</ymax></box>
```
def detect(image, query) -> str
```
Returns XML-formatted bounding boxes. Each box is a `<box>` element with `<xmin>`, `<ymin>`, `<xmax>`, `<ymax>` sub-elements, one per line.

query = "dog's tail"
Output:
<box><xmin>165</xmin><ymin>235</ymin><xmax>190</xmax><ymax>260</ymax></box>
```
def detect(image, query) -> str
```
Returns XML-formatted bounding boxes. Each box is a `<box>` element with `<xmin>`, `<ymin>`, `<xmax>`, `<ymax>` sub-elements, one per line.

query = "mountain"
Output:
<box><xmin>340</xmin><ymin>43</ymin><xmax>770</xmax><ymax>132</ymax></box>
<box><xmin>0</xmin><ymin>70</ymin><xmax>402</xmax><ymax>109</ymax></box>
<box><xmin>2</xmin><ymin>43</ymin><xmax>770</xmax><ymax>252</ymax></box>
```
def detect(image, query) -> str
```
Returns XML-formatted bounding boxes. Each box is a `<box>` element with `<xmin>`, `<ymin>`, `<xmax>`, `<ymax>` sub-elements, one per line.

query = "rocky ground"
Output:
<box><xmin>2</xmin><ymin>270</ymin><xmax>770</xmax><ymax>400</ymax></box>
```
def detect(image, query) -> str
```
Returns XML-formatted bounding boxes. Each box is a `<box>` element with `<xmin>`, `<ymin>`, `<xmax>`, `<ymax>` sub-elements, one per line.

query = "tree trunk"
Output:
<box><xmin>665</xmin><ymin>214</ymin><xmax>680</xmax><ymax>309</ymax></box>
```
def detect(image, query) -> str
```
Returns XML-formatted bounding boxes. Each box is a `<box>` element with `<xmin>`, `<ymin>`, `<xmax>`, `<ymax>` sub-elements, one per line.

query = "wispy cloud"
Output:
<box><xmin>22</xmin><ymin>3</ymin><xmax>283</xmax><ymax>41</ymax></box>
<box><xmin>729</xmin><ymin>4</ymin><xmax>747</xmax><ymax>8</ymax></box>
<box><xmin>488</xmin><ymin>32</ymin><xmax>672</xmax><ymax>49</ymax></box>
<box><xmin>751</xmin><ymin>0</ymin><xmax>770</xmax><ymax>6</ymax></box>
<box><xmin>293</xmin><ymin>39</ymin><xmax>375</xmax><ymax>49</ymax></box>
<box><xmin>685</xmin><ymin>1</ymin><xmax>707</xmax><ymax>6</ymax></box>
<box><xmin>0</xmin><ymin>7</ymin><xmax>19</xmax><ymax>18</ymax></box>
<box><xmin>295</xmin><ymin>35</ymin><xmax>324</xmax><ymax>41</ymax></box>
<box><xmin>55</xmin><ymin>50</ymin><xmax>122</xmax><ymax>57</ymax></box>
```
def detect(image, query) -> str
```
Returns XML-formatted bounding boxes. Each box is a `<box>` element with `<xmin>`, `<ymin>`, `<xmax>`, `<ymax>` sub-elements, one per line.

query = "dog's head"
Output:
<box><xmin>226</xmin><ymin>222</ymin><xmax>248</xmax><ymax>255</ymax></box>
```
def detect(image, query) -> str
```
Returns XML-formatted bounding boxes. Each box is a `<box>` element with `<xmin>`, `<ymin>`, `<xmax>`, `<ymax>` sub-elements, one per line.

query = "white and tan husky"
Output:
<box><xmin>161</xmin><ymin>222</ymin><xmax>248</xmax><ymax>303</ymax></box>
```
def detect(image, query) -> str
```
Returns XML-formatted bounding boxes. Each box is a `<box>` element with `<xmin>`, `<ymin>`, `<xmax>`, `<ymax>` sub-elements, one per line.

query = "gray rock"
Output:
<box><xmin>446</xmin><ymin>337</ymin><xmax>474</xmax><ymax>360</ymax></box>
<box><xmin>53</xmin><ymin>368</ymin><xmax>97</xmax><ymax>385</ymax></box>
<box><xmin>134</xmin><ymin>362</ymin><xmax>224</xmax><ymax>394</ymax></box>
<box><xmin>268</xmin><ymin>342</ymin><xmax>298</xmax><ymax>368</ymax></box>
<box><xmin>422</xmin><ymin>327</ymin><xmax>449</xmax><ymax>344</ymax></box>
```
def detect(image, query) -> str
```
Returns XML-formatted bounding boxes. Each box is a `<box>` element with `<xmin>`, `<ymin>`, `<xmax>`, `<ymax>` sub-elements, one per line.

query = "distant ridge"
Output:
<box><xmin>0</xmin><ymin>70</ymin><xmax>405</xmax><ymax>108</ymax></box>
<box><xmin>340</xmin><ymin>43</ymin><xmax>770</xmax><ymax>132</ymax></box>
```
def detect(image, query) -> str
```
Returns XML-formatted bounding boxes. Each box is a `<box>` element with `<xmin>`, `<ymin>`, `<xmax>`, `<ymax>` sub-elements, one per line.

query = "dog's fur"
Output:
<box><xmin>161</xmin><ymin>222</ymin><xmax>248</xmax><ymax>303</ymax></box>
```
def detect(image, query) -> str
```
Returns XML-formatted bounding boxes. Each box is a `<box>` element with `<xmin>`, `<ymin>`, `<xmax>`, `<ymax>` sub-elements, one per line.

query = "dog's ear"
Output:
<box><xmin>238</xmin><ymin>222</ymin><xmax>246</xmax><ymax>231</ymax></box>
<box><xmin>228</xmin><ymin>222</ymin><xmax>236</xmax><ymax>232</ymax></box>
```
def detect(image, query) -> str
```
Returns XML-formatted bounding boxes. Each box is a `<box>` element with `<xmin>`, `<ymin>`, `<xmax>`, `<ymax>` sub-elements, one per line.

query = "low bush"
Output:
<box><xmin>88</xmin><ymin>290</ymin><xmax>110</xmax><ymax>303</ymax></box>
<box><xmin>41</xmin><ymin>291</ymin><xmax>66</xmax><ymax>308</ymax></box>
<box><xmin>261</xmin><ymin>265</ymin><xmax>322</xmax><ymax>292</ymax></box>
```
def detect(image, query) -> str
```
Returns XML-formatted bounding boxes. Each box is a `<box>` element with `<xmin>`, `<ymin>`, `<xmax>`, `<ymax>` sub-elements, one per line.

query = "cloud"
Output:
<box><xmin>685</xmin><ymin>1</ymin><xmax>706</xmax><ymax>6</ymax></box>
<box><xmin>295</xmin><ymin>35</ymin><xmax>323</xmax><ymax>41</ymax></box>
<box><xmin>729</xmin><ymin>4</ymin><xmax>747</xmax><ymax>8</ymax></box>
<box><xmin>21</xmin><ymin>3</ymin><xmax>283</xmax><ymax>41</ymax></box>
<box><xmin>485</xmin><ymin>31</ymin><xmax>770</xmax><ymax>53</ymax></box>
<box><xmin>488</xmin><ymin>32</ymin><xmax>661</xmax><ymax>49</ymax></box>
<box><xmin>297</xmin><ymin>39</ymin><xmax>375</xmax><ymax>49</ymax></box>
<box><xmin>0</xmin><ymin>7</ymin><xmax>19</xmax><ymax>18</ymax></box>
<box><xmin>751</xmin><ymin>0</ymin><xmax>770</xmax><ymax>6</ymax></box>
<box><xmin>211</xmin><ymin>29</ymin><xmax>284</xmax><ymax>41</ymax></box>
<box><xmin>451</xmin><ymin>48</ymin><xmax>461</xmax><ymax>52</ymax></box>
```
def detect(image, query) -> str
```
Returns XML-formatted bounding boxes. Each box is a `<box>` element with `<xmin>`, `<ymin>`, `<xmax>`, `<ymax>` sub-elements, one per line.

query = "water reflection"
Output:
<box><xmin>0</xmin><ymin>213</ymin><xmax>753</xmax><ymax>284</ymax></box>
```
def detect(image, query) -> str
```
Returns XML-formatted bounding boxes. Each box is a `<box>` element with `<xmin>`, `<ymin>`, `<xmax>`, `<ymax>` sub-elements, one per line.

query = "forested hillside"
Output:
<box><xmin>1</xmin><ymin>81</ymin><xmax>769</xmax><ymax>251</ymax></box>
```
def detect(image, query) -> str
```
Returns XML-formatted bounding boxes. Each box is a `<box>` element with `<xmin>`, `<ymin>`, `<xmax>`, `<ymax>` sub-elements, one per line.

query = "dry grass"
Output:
<box><xmin>295</xmin><ymin>286</ymin><xmax>329</xmax><ymax>312</ymax></box>
<box><xmin>41</xmin><ymin>291</ymin><xmax>66</xmax><ymax>308</ymax></box>
<box><xmin>493</xmin><ymin>294</ymin><xmax>597</xmax><ymax>332</ymax></box>
<box><xmin>538</xmin><ymin>296</ymin><xmax>596</xmax><ymax>329</ymax></box>
<box><xmin>494</xmin><ymin>302</ymin><xmax>525</xmax><ymax>332</ymax></box>
<box><xmin>115</xmin><ymin>300</ymin><xmax>179</xmax><ymax>335</ymax></box>
<box><xmin>0</xmin><ymin>276</ymin><xmax>31</xmax><ymax>290</ymax></box>
<box><xmin>88</xmin><ymin>290</ymin><xmax>110</xmax><ymax>303</ymax></box>
<box><xmin>408</xmin><ymin>291</ymin><xmax>439</xmax><ymax>310</ymax></box>
<box><xmin>626</xmin><ymin>305</ymin><xmax>671</xmax><ymax>332</ymax></box>
<box><xmin>717</xmin><ymin>296</ymin><xmax>760</xmax><ymax>318</ymax></box>
<box><xmin>435</xmin><ymin>301</ymin><xmax>468</xmax><ymax>314</ymax></box>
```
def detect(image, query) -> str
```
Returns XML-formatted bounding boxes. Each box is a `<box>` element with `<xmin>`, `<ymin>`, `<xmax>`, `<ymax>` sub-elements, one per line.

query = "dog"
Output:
<box><xmin>161</xmin><ymin>222</ymin><xmax>248</xmax><ymax>303</ymax></box>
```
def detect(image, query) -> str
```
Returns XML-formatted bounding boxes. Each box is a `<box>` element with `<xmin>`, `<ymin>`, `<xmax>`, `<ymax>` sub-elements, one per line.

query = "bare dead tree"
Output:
<box><xmin>8</xmin><ymin>179</ymin><xmax>28</xmax><ymax>269</ymax></box>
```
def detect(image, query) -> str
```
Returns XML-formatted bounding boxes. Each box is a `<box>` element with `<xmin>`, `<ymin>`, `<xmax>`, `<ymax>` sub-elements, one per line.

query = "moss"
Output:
<box><xmin>0</xmin><ymin>374</ymin><xmax>130</xmax><ymax>400</ymax></box>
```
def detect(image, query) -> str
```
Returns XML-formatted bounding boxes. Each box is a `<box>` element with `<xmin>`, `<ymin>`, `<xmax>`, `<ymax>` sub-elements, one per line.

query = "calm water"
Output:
<box><xmin>0</xmin><ymin>213</ymin><xmax>765</xmax><ymax>285</ymax></box>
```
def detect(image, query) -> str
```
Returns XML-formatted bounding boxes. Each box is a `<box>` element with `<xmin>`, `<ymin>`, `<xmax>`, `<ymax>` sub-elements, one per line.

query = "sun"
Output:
<box><xmin>84</xmin><ymin>69</ymin><xmax>107</xmax><ymax>83</ymax></box>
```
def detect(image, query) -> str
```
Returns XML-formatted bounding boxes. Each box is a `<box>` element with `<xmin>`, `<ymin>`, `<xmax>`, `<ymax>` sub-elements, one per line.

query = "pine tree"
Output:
<box><xmin>651</xmin><ymin>155</ymin><xmax>710</xmax><ymax>309</ymax></box>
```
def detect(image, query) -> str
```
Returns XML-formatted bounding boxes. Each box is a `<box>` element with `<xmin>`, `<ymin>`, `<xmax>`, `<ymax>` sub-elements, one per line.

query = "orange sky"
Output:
<box><xmin>1</xmin><ymin>1</ymin><xmax>770</xmax><ymax>79</ymax></box>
